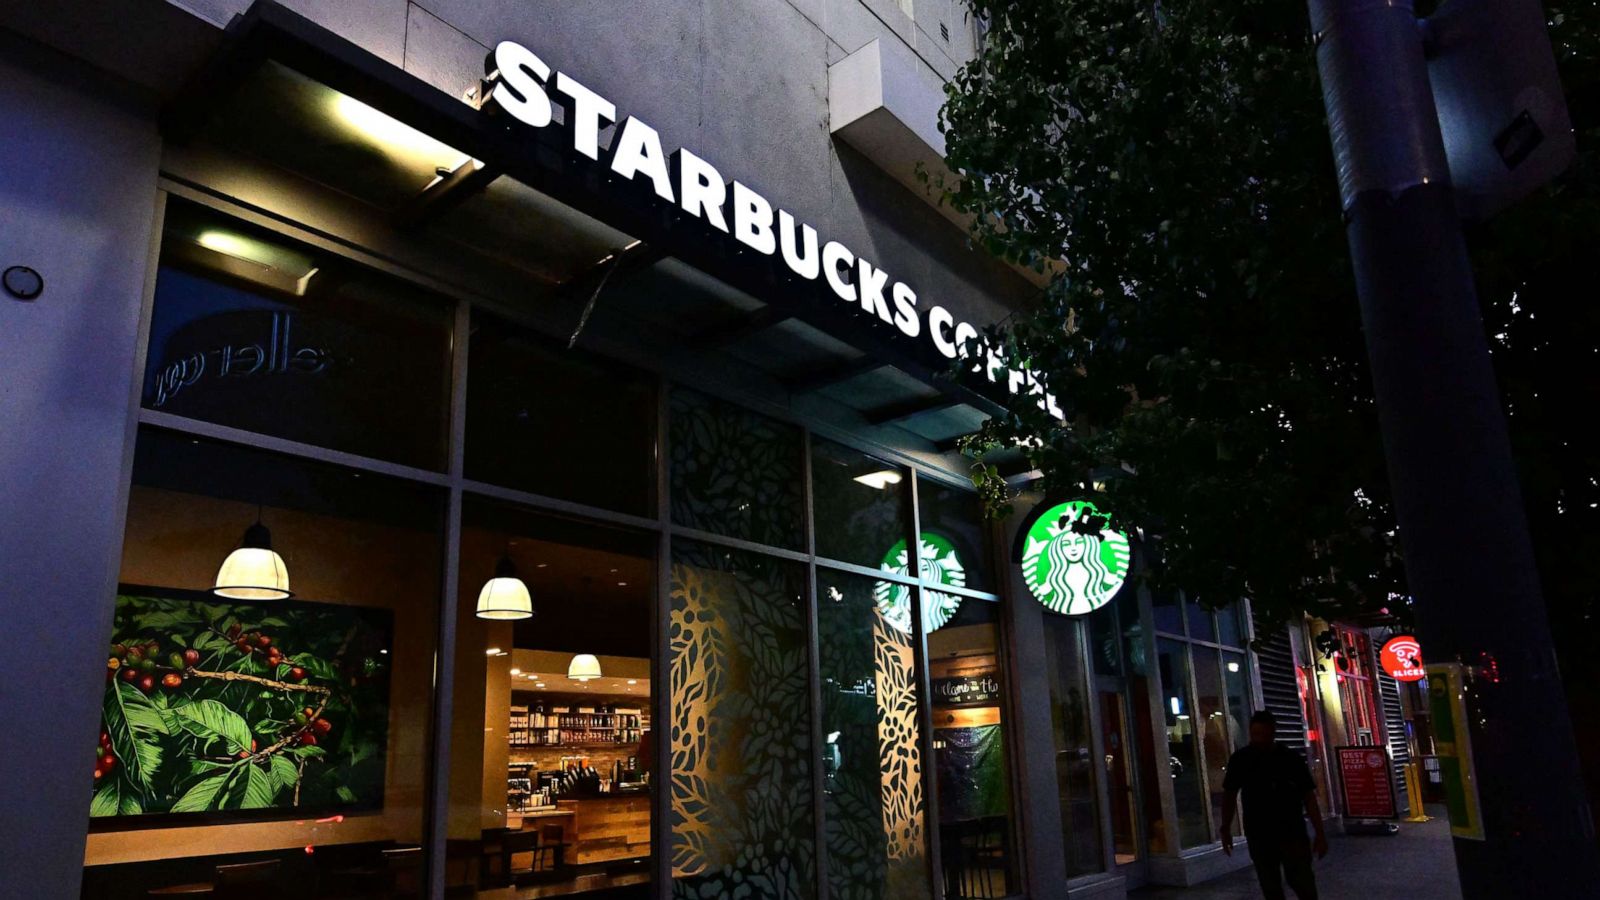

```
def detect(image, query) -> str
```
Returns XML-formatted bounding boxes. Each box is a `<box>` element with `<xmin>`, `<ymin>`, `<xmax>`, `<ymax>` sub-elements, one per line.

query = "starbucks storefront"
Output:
<box><xmin>1</xmin><ymin>3</ymin><xmax>1262</xmax><ymax>898</ymax></box>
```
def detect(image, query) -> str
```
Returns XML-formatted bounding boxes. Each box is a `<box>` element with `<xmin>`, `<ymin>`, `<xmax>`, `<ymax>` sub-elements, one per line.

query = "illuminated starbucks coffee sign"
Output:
<box><xmin>875</xmin><ymin>533</ymin><xmax>966</xmax><ymax>633</ymax></box>
<box><xmin>1021</xmin><ymin>501</ymin><xmax>1131</xmax><ymax>615</ymax></box>
<box><xmin>482</xmin><ymin>40</ymin><xmax>1064</xmax><ymax>422</ymax></box>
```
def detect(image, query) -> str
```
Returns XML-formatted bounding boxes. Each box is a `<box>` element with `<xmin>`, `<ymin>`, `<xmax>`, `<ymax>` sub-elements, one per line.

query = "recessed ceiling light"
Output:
<box><xmin>617</xmin><ymin>582</ymin><xmax>628</xmax><ymax>587</ymax></box>
<box><xmin>609</xmin><ymin>568</ymin><xmax>618</xmax><ymax>573</ymax></box>
<box><xmin>535</xmin><ymin>683</ymin><xmax>546</xmax><ymax>688</ymax></box>
<box><xmin>486</xmin><ymin>647</ymin><xmax>503</xmax><ymax>656</ymax></box>
<box><xmin>627</xmin><ymin>679</ymin><xmax>638</xmax><ymax>685</ymax></box>
<box><xmin>510</xmin><ymin>668</ymin><xmax>521</xmax><ymax>675</ymax></box>
<box><xmin>537</xmin><ymin>563</ymin><xmax>547</xmax><ymax>568</ymax></box>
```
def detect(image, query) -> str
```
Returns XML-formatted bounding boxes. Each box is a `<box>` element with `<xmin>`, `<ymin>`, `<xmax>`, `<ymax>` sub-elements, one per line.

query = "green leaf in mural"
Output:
<box><xmin>269</xmin><ymin>755</ymin><xmax>299</xmax><ymax>792</ymax></box>
<box><xmin>88</xmin><ymin>777</ymin><xmax>147</xmax><ymax>817</ymax></box>
<box><xmin>103</xmin><ymin>682</ymin><xmax>162</xmax><ymax>798</ymax></box>
<box><xmin>239</xmin><ymin>764</ymin><xmax>278</xmax><ymax>809</ymax></box>
<box><xmin>170</xmin><ymin>770</ymin><xmax>233</xmax><ymax>813</ymax></box>
<box><xmin>174</xmin><ymin>700</ymin><xmax>252</xmax><ymax>756</ymax></box>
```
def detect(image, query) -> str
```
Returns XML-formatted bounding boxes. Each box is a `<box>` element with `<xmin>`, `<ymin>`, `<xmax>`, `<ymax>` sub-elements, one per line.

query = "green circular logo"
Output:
<box><xmin>1021</xmin><ymin>500</ymin><xmax>1130</xmax><ymax>615</ymax></box>
<box><xmin>875</xmin><ymin>532</ymin><xmax>966</xmax><ymax>633</ymax></box>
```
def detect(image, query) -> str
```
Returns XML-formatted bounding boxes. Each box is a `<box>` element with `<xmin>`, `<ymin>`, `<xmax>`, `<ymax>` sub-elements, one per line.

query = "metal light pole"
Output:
<box><xmin>1306</xmin><ymin>0</ymin><xmax>1600</xmax><ymax>894</ymax></box>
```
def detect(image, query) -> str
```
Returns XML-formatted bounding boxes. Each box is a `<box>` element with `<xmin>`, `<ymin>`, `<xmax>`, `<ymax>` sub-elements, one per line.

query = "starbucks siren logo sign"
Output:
<box><xmin>875</xmin><ymin>533</ymin><xmax>966</xmax><ymax>633</ymax></box>
<box><xmin>1021</xmin><ymin>500</ymin><xmax>1131</xmax><ymax>615</ymax></box>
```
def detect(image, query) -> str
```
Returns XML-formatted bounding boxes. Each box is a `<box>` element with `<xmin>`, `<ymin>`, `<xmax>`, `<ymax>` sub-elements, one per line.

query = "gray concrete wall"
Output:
<box><xmin>170</xmin><ymin>0</ymin><xmax>1030</xmax><ymax>324</ymax></box>
<box><xmin>0</xmin><ymin>35</ymin><xmax>163</xmax><ymax>900</ymax></box>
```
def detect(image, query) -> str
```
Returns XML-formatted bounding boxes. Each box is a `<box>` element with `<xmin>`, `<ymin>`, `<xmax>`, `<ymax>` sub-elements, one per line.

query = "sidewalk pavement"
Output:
<box><xmin>1129</xmin><ymin>806</ymin><xmax>1463</xmax><ymax>899</ymax></box>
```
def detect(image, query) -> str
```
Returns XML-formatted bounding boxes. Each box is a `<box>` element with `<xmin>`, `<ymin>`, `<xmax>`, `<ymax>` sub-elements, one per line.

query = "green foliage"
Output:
<box><xmin>91</xmin><ymin>594</ymin><xmax>390</xmax><ymax>818</ymax></box>
<box><xmin>938</xmin><ymin>0</ymin><xmax>1399</xmax><ymax>628</ymax></box>
<box><xmin>939</xmin><ymin>0</ymin><xmax>1600</xmax><ymax>631</ymax></box>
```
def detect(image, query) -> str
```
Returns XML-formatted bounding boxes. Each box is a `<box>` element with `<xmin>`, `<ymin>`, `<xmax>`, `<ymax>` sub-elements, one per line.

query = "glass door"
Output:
<box><xmin>1098</xmin><ymin>688</ymin><xmax>1141</xmax><ymax>867</ymax></box>
<box><xmin>1087</xmin><ymin>589</ymin><xmax>1158</xmax><ymax>879</ymax></box>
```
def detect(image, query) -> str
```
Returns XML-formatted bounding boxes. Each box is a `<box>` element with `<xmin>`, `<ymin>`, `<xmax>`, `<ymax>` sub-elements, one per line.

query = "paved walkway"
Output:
<box><xmin>1130</xmin><ymin>806</ymin><xmax>1463</xmax><ymax>899</ymax></box>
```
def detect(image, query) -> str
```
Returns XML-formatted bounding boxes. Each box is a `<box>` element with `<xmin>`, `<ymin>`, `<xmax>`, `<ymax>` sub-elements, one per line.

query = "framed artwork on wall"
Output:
<box><xmin>89</xmin><ymin>587</ymin><xmax>393</xmax><ymax>828</ymax></box>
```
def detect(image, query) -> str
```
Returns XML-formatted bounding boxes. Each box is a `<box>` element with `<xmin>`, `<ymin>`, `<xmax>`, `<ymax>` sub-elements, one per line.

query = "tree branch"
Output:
<box><xmin>186</xmin><ymin>667</ymin><xmax>331</xmax><ymax>696</ymax></box>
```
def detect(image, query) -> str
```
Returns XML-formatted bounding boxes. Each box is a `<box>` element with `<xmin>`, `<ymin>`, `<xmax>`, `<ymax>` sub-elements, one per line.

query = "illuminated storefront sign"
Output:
<box><xmin>1380</xmin><ymin>635</ymin><xmax>1426</xmax><ymax>682</ymax></box>
<box><xmin>874</xmin><ymin>533</ymin><xmax>966</xmax><ymax>633</ymax></box>
<box><xmin>1020</xmin><ymin>500</ymin><xmax>1130</xmax><ymax>616</ymax></box>
<box><xmin>482</xmin><ymin>40</ymin><xmax>1065</xmax><ymax>422</ymax></box>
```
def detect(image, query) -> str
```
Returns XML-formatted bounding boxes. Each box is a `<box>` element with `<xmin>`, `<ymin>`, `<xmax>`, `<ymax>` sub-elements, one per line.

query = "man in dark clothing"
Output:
<box><xmin>1220</xmin><ymin>710</ymin><xmax>1328</xmax><ymax>900</ymax></box>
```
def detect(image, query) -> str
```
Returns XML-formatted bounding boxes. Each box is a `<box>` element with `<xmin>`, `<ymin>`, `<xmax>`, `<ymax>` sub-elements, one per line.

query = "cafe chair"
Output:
<box><xmin>507</xmin><ymin>826</ymin><xmax>570</xmax><ymax>887</ymax></box>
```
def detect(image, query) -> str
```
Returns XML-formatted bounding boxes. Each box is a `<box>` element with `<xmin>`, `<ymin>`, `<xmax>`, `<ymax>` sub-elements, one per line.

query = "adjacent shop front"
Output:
<box><xmin>1</xmin><ymin>3</ymin><xmax>1265</xmax><ymax>898</ymax></box>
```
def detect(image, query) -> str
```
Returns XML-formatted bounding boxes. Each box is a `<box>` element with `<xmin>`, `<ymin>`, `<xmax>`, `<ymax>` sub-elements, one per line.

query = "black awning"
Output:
<box><xmin>162</xmin><ymin>1</ymin><xmax>1030</xmax><ymax>458</ymax></box>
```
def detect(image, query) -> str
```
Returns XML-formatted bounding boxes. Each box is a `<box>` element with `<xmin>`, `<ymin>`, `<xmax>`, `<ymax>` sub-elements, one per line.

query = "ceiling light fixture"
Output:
<box><xmin>853</xmin><ymin>470</ymin><xmax>903</xmax><ymax>491</ymax></box>
<box><xmin>568</xmin><ymin>653</ymin><xmax>602</xmax><ymax>682</ymax></box>
<box><xmin>476</xmin><ymin>553</ymin><xmax>533</xmax><ymax>620</ymax></box>
<box><xmin>213</xmin><ymin>513</ymin><xmax>292</xmax><ymax>600</ymax></box>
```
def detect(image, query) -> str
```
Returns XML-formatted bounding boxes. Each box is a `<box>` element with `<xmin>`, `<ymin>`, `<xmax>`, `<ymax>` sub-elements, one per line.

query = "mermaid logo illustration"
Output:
<box><xmin>1021</xmin><ymin>500</ymin><xmax>1131</xmax><ymax>615</ymax></box>
<box><xmin>874</xmin><ymin>533</ymin><xmax>966</xmax><ymax>634</ymax></box>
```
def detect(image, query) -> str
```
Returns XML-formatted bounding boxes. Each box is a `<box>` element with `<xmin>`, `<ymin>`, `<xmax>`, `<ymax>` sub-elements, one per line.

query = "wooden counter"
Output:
<box><xmin>556</xmin><ymin>794</ymin><xmax>651</xmax><ymax>864</ymax></box>
<box><xmin>505</xmin><ymin>807</ymin><xmax>575</xmax><ymax>832</ymax></box>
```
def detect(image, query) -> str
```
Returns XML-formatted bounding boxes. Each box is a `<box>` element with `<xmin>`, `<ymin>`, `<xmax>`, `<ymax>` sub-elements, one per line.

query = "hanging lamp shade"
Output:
<box><xmin>213</xmin><ymin>521</ymin><xmax>292</xmax><ymax>600</ymax></box>
<box><xmin>567</xmin><ymin>653</ymin><xmax>602</xmax><ymax>681</ymax></box>
<box><xmin>476</xmin><ymin>555</ymin><xmax>533</xmax><ymax>621</ymax></box>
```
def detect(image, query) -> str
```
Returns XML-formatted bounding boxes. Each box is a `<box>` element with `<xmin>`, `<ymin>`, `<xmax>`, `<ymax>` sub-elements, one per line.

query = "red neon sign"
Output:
<box><xmin>1380</xmin><ymin>635</ymin><xmax>1426</xmax><ymax>682</ymax></box>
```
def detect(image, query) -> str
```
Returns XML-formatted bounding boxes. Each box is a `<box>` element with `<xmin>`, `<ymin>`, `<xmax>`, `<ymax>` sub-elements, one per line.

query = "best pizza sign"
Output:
<box><xmin>1381</xmin><ymin>635</ymin><xmax>1427</xmax><ymax>682</ymax></box>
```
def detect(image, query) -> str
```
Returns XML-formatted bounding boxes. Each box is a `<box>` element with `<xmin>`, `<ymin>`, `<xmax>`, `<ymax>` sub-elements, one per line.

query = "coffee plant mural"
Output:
<box><xmin>91</xmin><ymin>590</ymin><xmax>392</xmax><ymax>820</ymax></box>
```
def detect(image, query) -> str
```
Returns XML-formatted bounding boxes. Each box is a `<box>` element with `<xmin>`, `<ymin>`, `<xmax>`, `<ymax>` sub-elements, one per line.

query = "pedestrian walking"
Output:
<box><xmin>1220</xmin><ymin>710</ymin><xmax>1328</xmax><ymax>899</ymax></box>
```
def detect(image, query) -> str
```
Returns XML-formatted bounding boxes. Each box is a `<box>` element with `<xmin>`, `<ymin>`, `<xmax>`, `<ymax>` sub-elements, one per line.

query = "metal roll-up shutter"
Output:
<box><xmin>1378</xmin><ymin>670</ymin><xmax>1411</xmax><ymax>815</ymax></box>
<box><xmin>1253</xmin><ymin>614</ymin><xmax>1308</xmax><ymax>753</ymax></box>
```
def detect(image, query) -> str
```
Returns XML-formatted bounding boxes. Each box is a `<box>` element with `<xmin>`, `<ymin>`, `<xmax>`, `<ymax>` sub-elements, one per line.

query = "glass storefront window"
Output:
<box><xmin>447</xmin><ymin>499</ymin><xmax>656</xmax><ymax>896</ymax></box>
<box><xmin>811</xmin><ymin>439</ymin><xmax>909</xmax><ymax>569</ymax></box>
<box><xmin>144</xmin><ymin>200</ymin><xmax>453</xmax><ymax>470</ymax></box>
<box><xmin>928</xmin><ymin>600</ymin><xmax>1018</xmax><ymax>898</ymax></box>
<box><xmin>1216</xmin><ymin>602</ymin><xmax>1246</xmax><ymax>648</ymax></box>
<box><xmin>84</xmin><ymin>428</ymin><xmax>443</xmax><ymax>897</ymax></box>
<box><xmin>669</xmin><ymin>540</ymin><xmax>815</xmax><ymax>897</ymax></box>
<box><xmin>466</xmin><ymin>312</ymin><xmax>657</xmax><ymax>515</ymax></box>
<box><xmin>1156</xmin><ymin>639</ymin><xmax>1211</xmax><ymax>849</ymax></box>
<box><xmin>1191</xmin><ymin>650</ymin><xmax>1230</xmax><ymax>843</ymax></box>
<box><xmin>98</xmin><ymin>183</ymin><xmax>1038</xmax><ymax>900</ymax></box>
<box><xmin>1184</xmin><ymin>598</ymin><xmax>1217</xmax><ymax>643</ymax></box>
<box><xmin>1091</xmin><ymin>588</ymin><xmax>1160</xmax><ymax>863</ymax></box>
<box><xmin>915</xmin><ymin>479</ymin><xmax>995</xmax><ymax>593</ymax></box>
<box><xmin>1043</xmin><ymin>616</ymin><xmax>1105</xmax><ymax>878</ymax></box>
<box><xmin>1151</xmin><ymin>588</ymin><xmax>1184</xmax><ymax>636</ymax></box>
<box><xmin>1222</xmin><ymin>652</ymin><xmax>1251</xmax><ymax>761</ymax></box>
<box><xmin>669</xmin><ymin>388</ymin><xmax>805</xmax><ymax>550</ymax></box>
<box><xmin>1088</xmin><ymin>593</ymin><xmax>1124</xmax><ymax>679</ymax></box>
<box><xmin>818</xmin><ymin>570</ymin><xmax>931</xmax><ymax>900</ymax></box>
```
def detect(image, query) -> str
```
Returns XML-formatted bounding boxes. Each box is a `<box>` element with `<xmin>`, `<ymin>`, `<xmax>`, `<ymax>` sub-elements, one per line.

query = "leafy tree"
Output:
<box><xmin>939</xmin><ymin>0</ymin><xmax>1600</xmax><ymax>641</ymax></box>
<box><xmin>938</xmin><ymin>0</ymin><xmax>1399</xmax><ymax>629</ymax></box>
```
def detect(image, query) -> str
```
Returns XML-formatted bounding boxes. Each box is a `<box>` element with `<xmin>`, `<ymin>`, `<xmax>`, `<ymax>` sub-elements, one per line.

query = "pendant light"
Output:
<box><xmin>213</xmin><ymin>516</ymin><xmax>292</xmax><ymax>600</ymax></box>
<box><xmin>567</xmin><ymin>653</ymin><xmax>602</xmax><ymax>681</ymax></box>
<box><xmin>476</xmin><ymin>554</ymin><xmax>533</xmax><ymax>620</ymax></box>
